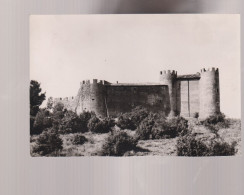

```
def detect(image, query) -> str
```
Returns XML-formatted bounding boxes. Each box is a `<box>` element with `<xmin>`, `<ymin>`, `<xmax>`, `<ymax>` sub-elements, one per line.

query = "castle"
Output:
<box><xmin>54</xmin><ymin>68</ymin><xmax>220</xmax><ymax>119</ymax></box>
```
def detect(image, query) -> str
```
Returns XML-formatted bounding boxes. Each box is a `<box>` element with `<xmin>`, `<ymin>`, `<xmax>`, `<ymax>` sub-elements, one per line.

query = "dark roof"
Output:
<box><xmin>109</xmin><ymin>82</ymin><xmax>166</xmax><ymax>86</ymax></box>
<box><xmin>177</xmin><ymin>74</ymin><xmax>200</xmax><ymax>80</ymax></box>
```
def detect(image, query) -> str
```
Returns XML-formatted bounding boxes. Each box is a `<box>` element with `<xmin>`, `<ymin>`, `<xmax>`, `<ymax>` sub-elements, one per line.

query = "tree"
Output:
<box><xmin>32</xmin><ymin>108</ymin><xmax>52</xmax><ymax>134</ymax></box>
<box><xmin>30</xmin><ymin>80</ymin><xmax>46</xmax><ymax>116</ymax></box>
<box><xmin>46</xmin><ymin>97</ymin><xmax>54</xmax><ymax>110</ymax></box>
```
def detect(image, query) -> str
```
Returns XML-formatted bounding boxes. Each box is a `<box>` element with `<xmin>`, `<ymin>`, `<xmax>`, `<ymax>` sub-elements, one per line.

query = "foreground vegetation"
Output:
<box><xmin>30</xmin><ymin>81</ymin><xmax>241</xmax><ymax>157</ymax></box>
<box><xmin>30</xmin><ymin>105</ymin><xmax>241</xmax><ymax>157</ymax></box>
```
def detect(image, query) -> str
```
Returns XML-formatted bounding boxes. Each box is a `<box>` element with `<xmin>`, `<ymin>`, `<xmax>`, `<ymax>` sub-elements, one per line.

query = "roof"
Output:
<box><xmin>109</xmin><ymin>82</ymin><xmax>166</xmax><ymax>86</ymax></box>
<box><xmin>177</xmin><ymin>74</ymin><xmax>200</xmax><ymax>80</ymax></box>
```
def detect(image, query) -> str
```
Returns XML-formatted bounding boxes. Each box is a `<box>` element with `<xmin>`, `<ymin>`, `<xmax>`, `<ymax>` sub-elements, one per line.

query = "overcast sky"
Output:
<box><xmin>30</xmin><ymin>14</ymin><xmax>240</xmax><ymax>118</ymax></box>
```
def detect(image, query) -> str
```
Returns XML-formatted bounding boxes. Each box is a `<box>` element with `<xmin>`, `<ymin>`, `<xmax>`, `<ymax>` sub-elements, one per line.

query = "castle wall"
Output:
<box><xmin>53</xmin><ymin>68</ymin><xmax>220</xmax><ymax>119</ymax></box>
<box><xmin>106</xmin><ymin>85</ymin><xmax>170</xmax><ymax>117</ymax></box>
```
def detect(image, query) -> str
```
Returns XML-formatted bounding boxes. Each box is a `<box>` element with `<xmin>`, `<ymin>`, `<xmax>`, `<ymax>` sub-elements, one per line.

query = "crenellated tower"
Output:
<box><xmin>199</xmin><ymin>68</ymin><xmax>220</xmax><ymax>119</ymax></box>
<box><xmin>159</xmin><ymin>70</ymin><xmax>177</xmax><ymax>116</ymax></box>
<box><xmin>76</xmin><ymin>79</ymin><xmax>108</xmax><ymax>118</ymax></box>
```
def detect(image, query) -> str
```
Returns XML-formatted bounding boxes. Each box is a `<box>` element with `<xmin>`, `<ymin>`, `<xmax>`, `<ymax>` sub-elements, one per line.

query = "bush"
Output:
<box><xmin>136</xmin><ymin>113</ymin><xmax>157</xmax><ymax>140</ymax></box>
<box><xmin>32</xmin><ymin>128</ymin><xmax>63</xmax><ymax>156</ymax></box>
<box><xmin>193</xmin><ymin>112</ymin><xmax>199</xmax><ymax>118</ymax></box>
<box><xmin>79</xmin><ymin>111</ymin><xmax>95</xmax><ymax>131</ymax></box>
<box><xmin>88</xmin><ymin>116</ymin><xmax>115</xmax><ymax>133</ymax></box>
<box><xmin>130</xmin><ymin>106</ymin><xmax>149</xmax><ymax>127</ymax></box>
<box><xmin>136</xmin><ymin>114</ymin><xmax>188</xmax><ymax>140</ymax></box>
<box><xmin>177</xmin><ymin>133</ymin><xmax>236</xmax><ymax>156</ymax></box>
<box><xmin>58</xmin><ymin>110</ymin><xmax>88</xmax><ymax>134</ymax></box>
<box><xmin>117</xmin><ymin>113</ymin><xmax>137</xmax><ymax>130</ymax></box>
<box><xmin>101</xmin><ymin>131</ymin><xmax>138</xmax><ymax>156</ymax></box>
<box><xmin>116</xmin><ymin>106</ymin><xmax>149</xmax><ymax>130</ymax></box>
<box><xmin>201</xmin><ymin>113</ymin><xmax>229</xmax><ymax>132</ymax></box>
<box><xmin>72</xmin><ymin>134</ymin><xmax>88</xmax><ymax>145</ymax></box>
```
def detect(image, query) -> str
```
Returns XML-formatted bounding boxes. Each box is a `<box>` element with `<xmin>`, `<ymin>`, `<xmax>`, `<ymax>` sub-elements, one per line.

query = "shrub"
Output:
<box><xmin>58</xmin><ymin>110</ymin><xmax>88</xmax><ymax>134</ymax></box>
<box><xmin>136</xmin><ymin>113</ymin><xmax>157</xmax><ymax>140</ymax></box>
<box><xmin>72</xmin><ymin>134</ymin><xmax>88</xmax><ymax>145</ymax></box>
<box><xmin>101</xmin><ymin>131</ymin><xmax>138</xmax><ymax>156</ymax></box>
<box><xmin>117</xmin><ymin>113</ymin><xmax>136</xmax><ymax>130</ymax></box>
<box><xmin>193</xmin><ymin>112</ymin><xmax>199</xmax><ymax>118</ymax></box>
<box><xmin>130</xmin><ymin>106</ymin><xmax>149</xmax><ymax>127</ymax></box>
<box><xmin>177</xmin><ymin>134</ymin><xmax>210</xmax><ymax>156</ymax></box>
<box><xmin>88</xmin><ymin>116</ymin><xmax>115</xmax><ymax>133</ymax></box>
<box><xmin>116</xmin><ymin>106</ymin><xmax>149</xmax><ymax>130</ymax></box>
<box><xmin>136</xmin><ymin>115</ymin><xmax>188</xmax><ymax>140</ymax></box>
<box><xmin>201</xmin><ymin>112</ymin><xmax>229</xmax><ymax>132</ymax></box>
<box><xmin>177</xmin><ymin>134</ymin><xmax>236</xmax><ymax>156</ymax></box>
<box><xmin>32</xmin><ymin>128</ymin><xmax>63</xmax><ymax>156</ymax></box>
<box><xmin>79</xmin><ymin>111</ymin><xmax>95</xmax><ymax>131</ymax></box>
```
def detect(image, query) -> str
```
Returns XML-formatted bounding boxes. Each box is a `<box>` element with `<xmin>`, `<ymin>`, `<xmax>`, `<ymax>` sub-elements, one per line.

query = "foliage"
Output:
<box><xmin>30</xmin><ymin>116</ymin><xmax>35</xmax><ymax>134</ymax></box>
<box><xmin>30</xmin><ymin>80</ymin><xmax>46</xmax><ymax>116</ymax></box>
<box><xmin>136</xmin><ymin>113</ymin><xmax>157</xmax><ymax>140</ymax></box>
<box><xmin>193</xmin><ymin>112</ymin><xmax>199</xmax><ymax>118</ymax></box>
<box><xmin>87</xmin><ymin>116</ymin><xmax>115</xmax><ymax>133</ymax></box>
<box><xmin>201</xmin><ymin>113</ymin><xmax>229</xmax><ymax>133</ymax></box>
<box><xmin>32</xmin><ymin>129</ymin><xmax>63</xmax><ymax>156</ymax></box>
<box><xmin>53</xmin><ymin>102</ymin><xmax>65</xmax><ymax>113</ymax></box>
<box><xmin>32</xmin><ymin>108</ymin><xmax>53</xmax><ymax>135</ymax></box>
<box><xmin>46</xmin><ymin>97</ymin><xmax>54</xmax><ymax>110</ymax></box>
<box><xmin>177</xmin><ymin>133</ymin><xmax>236</xmax><ymax>156</ymax></box>
<box><xmin>72</xmin><ymin>134</ymin><xmax>88</xmax><ymax>145</ymax></box>
<box><xmin>101</xmin><ymin>131</ymin><xmax>138</xmax><ymax>156</ymax></box>
<box><xmin>136</xmin><ymin>114</ymin><xmax>188</xmax><ymax>140</ymax></box>
<box><xmin>130</xmin><ymin>106</ymin><xmax>150</xmax><ymax>127</ymax></box>
<box><xmin>117</xmin><ymin>106</ymin><xmax>149</xmax><ymax>130</ymax></box>
<box><xmin>58</xmin><ymin>110</ymin><xmax>89</xmax><ymax>134</ymax></box>
<box><xmin>79</xmin><ymin>111</ymin><xmax>96</xmax><ymax>132</ymax></box>
<box><xmin>117</xmin><ymin>113</ymin><xmax>136</xmax><ymax>130</ymax></box>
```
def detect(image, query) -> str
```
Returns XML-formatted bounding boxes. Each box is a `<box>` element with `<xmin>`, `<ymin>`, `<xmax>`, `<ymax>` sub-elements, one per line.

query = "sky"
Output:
<box><xmin>30</xmin><ymin>14</ymin><xmax>240</xmax><ymax>118</ymax></box>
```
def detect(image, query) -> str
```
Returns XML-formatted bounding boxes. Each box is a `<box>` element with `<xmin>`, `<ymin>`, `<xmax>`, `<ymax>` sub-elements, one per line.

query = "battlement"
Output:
<box><xmin>160</xmin><ymin>70</ymin><xmax>177</xmax><ymax>76</ymax></box>
<box><xmin>54</xmin><ymin>96</ymin><xmax>75</xmax><ymax>101</ymax></box>
<box><xmin>200</xmin><ymin>67</ymin><xmax>219</xmax><ymax>73</ymax></box>
<box><xmin>80</xmin><ymin>79</ymin><xmax>111</xmax><ymax>86</ymax></box>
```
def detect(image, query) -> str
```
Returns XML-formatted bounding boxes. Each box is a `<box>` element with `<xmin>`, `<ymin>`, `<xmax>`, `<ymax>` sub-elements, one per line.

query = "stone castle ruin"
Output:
<box><xmin>54</xmin><ymin>68</ymin><xmax>220</xmax><ymax>119</ymax></box>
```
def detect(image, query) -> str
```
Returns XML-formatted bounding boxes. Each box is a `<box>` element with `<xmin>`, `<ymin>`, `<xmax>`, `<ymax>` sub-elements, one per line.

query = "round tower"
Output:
<box><xmin>159</xmin><ymin>70</ymin><xmax>177</xmax><ymax>117</ymax></box>
<box><xmin>199</xmin><ymin>68</ymin><xmax>220</xmax><ymax>119</ymax></box>
<box><xmin>76</xmin><ymin>79</ymin><xmax>107</xmax><ymax>118</ymax></box>
<box><xmin>90</xmin><ymin>79</ymin><xmax>107</xmax><ymax>118</ymax></box>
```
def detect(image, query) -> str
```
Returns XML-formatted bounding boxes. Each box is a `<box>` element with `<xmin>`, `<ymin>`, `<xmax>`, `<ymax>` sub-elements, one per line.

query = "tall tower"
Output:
<box><xmin>159</xmin><ymin>70</ymin><xmax>177</xmax><ymax>117</ymax></box>
<box><xmin>76</xmin><ymin>79</ymin><xmax>107</xmax><ymax>118</ymax></box>
<box><xmin>199</xmin><ymin>68</ymin><xmax>220</xmax><ymax>119</ymax></box>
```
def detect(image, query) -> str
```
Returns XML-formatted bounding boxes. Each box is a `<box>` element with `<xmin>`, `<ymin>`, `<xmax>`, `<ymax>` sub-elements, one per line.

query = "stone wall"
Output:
<box><xmin>105</xmin><ymin>85</ymin><xmax>170</xmax><ymax>117</ymax></box>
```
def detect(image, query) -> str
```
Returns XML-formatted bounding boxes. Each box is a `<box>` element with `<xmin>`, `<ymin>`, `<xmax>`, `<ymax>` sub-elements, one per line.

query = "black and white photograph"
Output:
<box><xmin>30</xmin><ymin>14</ymin><xmax>241</xmax><ymax>157</ymax></box>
